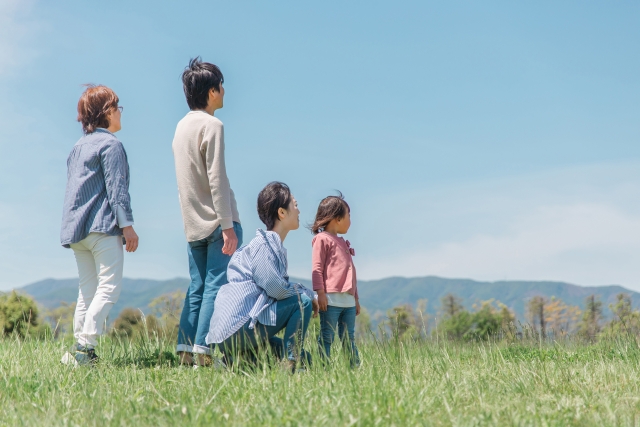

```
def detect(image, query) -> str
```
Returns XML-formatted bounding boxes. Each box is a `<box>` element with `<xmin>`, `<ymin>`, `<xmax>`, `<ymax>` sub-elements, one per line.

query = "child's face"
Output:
<box><xmin>336</xmin><ymin>210</ymin><xmax>351</xmax><ymax>234</ymax></box>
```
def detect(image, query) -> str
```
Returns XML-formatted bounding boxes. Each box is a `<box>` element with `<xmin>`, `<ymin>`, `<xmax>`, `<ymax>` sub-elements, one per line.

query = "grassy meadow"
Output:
<box><xmin>3</xmin><ymin>330</ymin><xmax>640</xmax><ymax>427</ymax></box>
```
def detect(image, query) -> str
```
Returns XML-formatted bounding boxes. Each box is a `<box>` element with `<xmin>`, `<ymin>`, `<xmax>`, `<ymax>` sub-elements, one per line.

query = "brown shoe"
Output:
<box><xmin>195</xmin><ymin>354</ymin><xmax>213</xmax><ymax>367</ymax></box>
<box><xmin>178</xmin><ymin>351</ymin><xmax>194</xmax><ymax>366</ymax></box>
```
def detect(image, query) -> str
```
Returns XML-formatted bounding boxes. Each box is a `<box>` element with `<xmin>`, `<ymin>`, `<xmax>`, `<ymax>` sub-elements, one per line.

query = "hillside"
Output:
<box><xmin>16</xmin><ymin>276</ymin><xmax>640</xmax><ymax>322</ymax></box>
<box><xmin>355</xmin><ymin>276</ymin><xmax>640</xmax><ymax>321</ymax></box>
<box><xmin>19</xmin><ymin>278</ymin><xmax>190</xmax><ymax>321</ymax></box>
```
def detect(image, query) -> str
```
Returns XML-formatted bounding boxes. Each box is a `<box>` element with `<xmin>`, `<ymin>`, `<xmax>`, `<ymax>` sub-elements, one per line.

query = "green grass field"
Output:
<box><xmin>2</xmin><ymin>332</ymin><xmax>640</xmax><ymax>426</ymax></box>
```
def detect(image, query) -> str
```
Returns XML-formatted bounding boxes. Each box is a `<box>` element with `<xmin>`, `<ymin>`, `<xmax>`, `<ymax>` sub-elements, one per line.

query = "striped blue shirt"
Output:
<box><xmin>205</xmin><ymin>229</ymin><xmax>315</xmax><ymax>344</ymax></box>
<box><xmin>60</xmin><ymin>129</ymin><xmax>134</xmax><ymax>247</ymax></box>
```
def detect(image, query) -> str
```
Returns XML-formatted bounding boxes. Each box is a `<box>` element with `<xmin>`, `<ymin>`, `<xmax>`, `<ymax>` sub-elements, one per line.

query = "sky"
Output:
<box><xmin>1</xmin><ymin>0</ymin><xmax>639</xmax><ymax>291</ymax></box>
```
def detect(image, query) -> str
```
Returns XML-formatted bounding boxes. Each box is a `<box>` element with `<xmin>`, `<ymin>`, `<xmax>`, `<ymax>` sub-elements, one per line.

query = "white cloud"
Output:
<box><xmin>0</xmin><ymin>0</ymin><xmax>38</xmax><ymax>75</ymax></box>
<box><xmin>359</xmin><ymin>203</ymin><xmax>640</xmax><ymax>288</ymax></box>
<box><xmin>354</xmin><ymin>162</ymin><xmax>640</xmax><ymax>290</ymax></box>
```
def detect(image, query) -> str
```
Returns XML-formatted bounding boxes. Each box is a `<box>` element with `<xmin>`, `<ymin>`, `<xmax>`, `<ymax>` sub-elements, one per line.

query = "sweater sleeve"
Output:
<box><xmin>311</xmin><ymin>236</ymin><xmax>327</xmax><ymax>292</ymax></box>
<box><xmin>202</xmin><ymin>119</ymin><xmax>234</xmax><ymax>230</ymax></box>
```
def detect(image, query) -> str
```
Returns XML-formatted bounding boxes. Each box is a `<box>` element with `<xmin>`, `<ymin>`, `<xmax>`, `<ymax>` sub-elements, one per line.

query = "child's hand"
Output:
<box><xmin>356</xmin><ymin>300</ymin><xmax>361</xmax><ymax>316</ymax></box>
<box><xmin>312</xmin><ymin>298</ymin><xmax>319</xmax><ymax>318</ymax></box>
<box><xmin>317</xmin><ymin>292</ymin><xmax>328</xmax><ymax>312</ymax></box>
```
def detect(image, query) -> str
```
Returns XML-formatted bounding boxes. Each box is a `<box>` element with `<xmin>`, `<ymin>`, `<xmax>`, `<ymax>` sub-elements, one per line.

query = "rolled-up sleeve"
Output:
<box><xmin>100</xmin><ymin>141</ymin><xmax>134</xmax><ymax>225</ymax></box>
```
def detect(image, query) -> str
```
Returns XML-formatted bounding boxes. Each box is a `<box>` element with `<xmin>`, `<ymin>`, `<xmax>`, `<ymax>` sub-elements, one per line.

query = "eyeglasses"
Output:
<box><xmin>117</xmin><ymin>106</ymin><xmax>124</xmax><ymax>112</ymax></box>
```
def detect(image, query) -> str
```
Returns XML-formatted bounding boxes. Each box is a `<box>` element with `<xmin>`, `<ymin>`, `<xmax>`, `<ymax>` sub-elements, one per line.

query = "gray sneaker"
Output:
<box><xmin>74</xmin><ymin>344</ymin><xmax>99</xmax><ymax>366</ymax></box>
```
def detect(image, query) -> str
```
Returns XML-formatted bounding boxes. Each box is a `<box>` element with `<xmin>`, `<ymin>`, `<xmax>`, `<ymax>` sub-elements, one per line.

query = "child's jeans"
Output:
<box><xmin>318</xmin><ymin>305</ymin><xmax>360</xmax><ymax>367</ymax></box>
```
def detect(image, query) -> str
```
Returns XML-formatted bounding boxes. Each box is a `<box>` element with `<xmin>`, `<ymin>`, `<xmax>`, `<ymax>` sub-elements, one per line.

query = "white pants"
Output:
<box><xmin>70</xmin><ymin>232</ymin><xmax>124</xmax><ymax>348</ymax></box>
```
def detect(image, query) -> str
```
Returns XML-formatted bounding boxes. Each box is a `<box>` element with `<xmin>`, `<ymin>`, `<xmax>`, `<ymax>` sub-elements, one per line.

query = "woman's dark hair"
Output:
<box><xmin>257</xmin><ymin>182</ymin><xmax>293</xmax><ymax>231</ymax></box>
<box><xmin>182</xmin><ymin>57</ymin><xmax>224</xmax><ymax>110</ymax></box>
<box><xmin>310</xmin><ymin>192</ymin><xmax>350</xmax><ymax>234</ymax></box>
<box><xmin>77</xmin><ymin>85</ymin><xmax>119</xmax><ymax>134</ymax></box>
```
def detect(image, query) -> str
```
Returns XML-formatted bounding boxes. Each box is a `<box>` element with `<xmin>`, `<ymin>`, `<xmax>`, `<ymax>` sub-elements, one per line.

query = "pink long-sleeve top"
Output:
<box><xmin>311</xmin><ymin>232</ymin><xmax>358</xmax><ymax>299</ymax></box>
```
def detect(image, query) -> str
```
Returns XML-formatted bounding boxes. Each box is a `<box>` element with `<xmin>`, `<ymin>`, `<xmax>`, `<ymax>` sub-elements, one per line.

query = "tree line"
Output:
<box><xmin>2</xmin><ymin>290</ymin><xmax>640</xmax><ymax>342</ymax></box>
<box><xmin>367</xmin><ymin>293</ymin><xmax>640</xmax><ymax>342</ymax></box>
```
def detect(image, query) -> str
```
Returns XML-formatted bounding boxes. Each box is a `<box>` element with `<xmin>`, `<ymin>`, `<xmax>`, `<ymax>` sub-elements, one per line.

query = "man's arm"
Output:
<box><xmin>202</xmin><ymin>120</ymin><xmax>237</xmax><ymax>254</ymax></box>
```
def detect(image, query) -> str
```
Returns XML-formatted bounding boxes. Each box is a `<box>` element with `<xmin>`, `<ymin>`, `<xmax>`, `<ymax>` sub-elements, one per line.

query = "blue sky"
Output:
<box><xmin>1</xmin><ymin>1</ymin><xmax>640</xmax><ymax>290</ymax></box>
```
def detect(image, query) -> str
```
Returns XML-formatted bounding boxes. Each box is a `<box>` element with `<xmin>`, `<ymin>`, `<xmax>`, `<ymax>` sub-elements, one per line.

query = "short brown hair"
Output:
<box><xmin>310</xmin><ymin>192</ymin><xmax>350</xmax><ymax>234</ymax></box>
<box><xmin>77</xmin><ymin>85</ymin><xmax>119</xmax><ymax>134</ymax></box>
<box><xmin>257</xmin><ymin>182</ymin><xmax>292</xmax><ymax>231</ymax></box>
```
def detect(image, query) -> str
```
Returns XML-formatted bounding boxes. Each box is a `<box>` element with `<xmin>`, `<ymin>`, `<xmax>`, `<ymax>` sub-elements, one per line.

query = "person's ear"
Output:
<box><xmin>278</xmin><ymin>207</ymin><xmax>286</xmax><ymax>221</ymax></box>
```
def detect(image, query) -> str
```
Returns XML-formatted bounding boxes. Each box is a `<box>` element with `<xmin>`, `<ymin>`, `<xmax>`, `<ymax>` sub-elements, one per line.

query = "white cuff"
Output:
<box><xmin>116</xmin><ymin>205</ymin><xmax>134</xmax><ymax>228</ymax></box>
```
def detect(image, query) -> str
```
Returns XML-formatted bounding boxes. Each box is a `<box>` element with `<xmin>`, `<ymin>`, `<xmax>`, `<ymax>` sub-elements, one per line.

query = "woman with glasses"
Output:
<box><xmin>60</xmin><ymin>85</ymin><xmax>139</xmax><ymax>366</ymax></box>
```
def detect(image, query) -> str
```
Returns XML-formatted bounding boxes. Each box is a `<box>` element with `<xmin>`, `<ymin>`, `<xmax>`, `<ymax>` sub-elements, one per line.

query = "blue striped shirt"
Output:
<box><xmin>60</xmin><ymin>129</ymin><xmax>134</xmax><ymax>247</ymax></box>
<box><xmin>205</xmin><ymin>229</ymin><xmax>315</xmax><ymax>344</ymax></box>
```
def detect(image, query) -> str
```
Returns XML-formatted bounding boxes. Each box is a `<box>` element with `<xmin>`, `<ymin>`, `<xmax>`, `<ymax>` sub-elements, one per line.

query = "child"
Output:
<box><xmin>311</xmin><ymin>193</ymin><xmax>360</xmax><ymax>367</ymax></box>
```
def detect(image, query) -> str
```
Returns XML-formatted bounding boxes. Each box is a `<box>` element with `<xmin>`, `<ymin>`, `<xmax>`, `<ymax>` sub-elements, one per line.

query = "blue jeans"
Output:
<box><xmin>220</xmin><ymin>294</ymin><xmax>313</xmax><ymax>363</ymax></box>
<box><xmin>318</xmin><ymin>305</ymin><xmax>360</xmax><ymax>367</ymax></box>
<box><xmin>177</xmin><ymin>222</ymin><xmax>242</xmax><ymax>355</ymax></box>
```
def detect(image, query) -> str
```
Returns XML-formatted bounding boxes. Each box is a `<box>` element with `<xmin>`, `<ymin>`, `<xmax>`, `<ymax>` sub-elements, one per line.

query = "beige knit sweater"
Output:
<box><xmin>172</xmin><ymin>111</ymin><xmax>240</xmax><ymax>242</ymax></box>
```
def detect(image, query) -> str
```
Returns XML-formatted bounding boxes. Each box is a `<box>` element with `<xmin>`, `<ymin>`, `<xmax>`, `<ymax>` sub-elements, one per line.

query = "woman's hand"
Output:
<box><xmin>317</xmin><ymin>291</ymin><xmax>328</xmax><ymax>312</ymax></box>
<box><xmin>312</xmin><ymin>298</ymin><xmax>319</xmax><ymax>318</ymax></box>
<box><xmin>356</xmin><ymin>300</ymin><xmax>361</xmax><ymax>316</ymax></box>
<box><xmin>122</xmin><ymin>226</ymin><xmax>139</xmax><ymax>252</ymax></box>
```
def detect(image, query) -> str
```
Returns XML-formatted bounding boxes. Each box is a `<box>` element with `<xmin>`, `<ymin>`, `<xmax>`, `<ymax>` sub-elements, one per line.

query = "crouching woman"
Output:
<box><xmin>205</xmin><ymin>182</ymin><xmax>318</xmax><ymax>370</ymax></box>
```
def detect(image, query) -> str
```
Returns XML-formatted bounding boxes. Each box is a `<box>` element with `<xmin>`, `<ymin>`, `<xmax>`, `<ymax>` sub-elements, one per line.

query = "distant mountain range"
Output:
<box><xmin>16</xmin><ymin>276</ymin><xmax>640</xmax><ymax>323</ymax></box>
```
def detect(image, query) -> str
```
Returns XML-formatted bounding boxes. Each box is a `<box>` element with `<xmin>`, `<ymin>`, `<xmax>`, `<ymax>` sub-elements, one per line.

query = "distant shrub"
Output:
<box><xmin>0</xmin><ymin>291</ymin><xmax>45</xmax><ymax>338</ymax></box>
<box><xmin>602</xmin><ymin>294</ymin><xmax>640</xmax><ymax>338</ymax></box>
<box><xmin>434</xmin><ymin>295</ymin><xmax>516</xmax><ymax>341</ymax></box>
<box><xmin>149</xmin><ymin>291</ymin><xmax>182</xmax><ymax>339</ymax></box>
<box><xmin>44</xmin><ymin>302</ymin><xmax>76</xmax><ymax>339</ymax></box>
<box><xmin>111</xmin><ymin>308</ymin><xmax>163</xmax><ymax>340</ymax></box>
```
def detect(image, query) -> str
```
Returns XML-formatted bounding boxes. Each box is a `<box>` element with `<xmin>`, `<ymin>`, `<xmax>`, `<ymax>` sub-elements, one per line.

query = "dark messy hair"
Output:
<box><xmin>310</xmin><ymin>192</ymin><xmax>350</xmax><ymax>234</ymax></box>
<box><xmin>77</xmin><ymin>84</ymin><xmax>119</xmax><ymax>134</ymax></box>
<box><xmin>182</xmin><ymin>57</ymin><xmax>224</xmax><ymax>110</ymax></box>
<box><xmin>257</xmin><ymin>182</ymin><xmax>293</xmax><ymax>231</ymax></box>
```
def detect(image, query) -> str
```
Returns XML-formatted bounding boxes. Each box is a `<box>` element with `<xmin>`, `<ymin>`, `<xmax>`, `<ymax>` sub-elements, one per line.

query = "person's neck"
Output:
<box><xmin>271</xmin><ymin>223</ymin><xmax>290</xmax><ymax>243</ymax></box>
<box><xmin>198</xmin><ymin>104</ymin><xmax>217</xmax><ymax>116</ymax></box>
<box><xmin>324</xmin><ymin>224</ymin><xmax>339</xmax><ymax>236</ymax></box>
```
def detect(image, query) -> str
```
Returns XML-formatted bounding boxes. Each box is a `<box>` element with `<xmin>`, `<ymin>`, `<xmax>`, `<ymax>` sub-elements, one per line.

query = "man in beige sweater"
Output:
<box><xmin>172</xmin><ymin>57</ymin><xmax>242</xmax><ymax>366</ymax></box>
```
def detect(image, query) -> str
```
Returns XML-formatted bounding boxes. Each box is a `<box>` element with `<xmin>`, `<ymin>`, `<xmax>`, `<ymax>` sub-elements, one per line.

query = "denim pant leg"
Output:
<box><xmin>220</xmin><ymin>294</ymin><xmax>312</xmax><ymax>363</ymax></box>
<box><xmin>338</xmin><ymin>306</ymin><xmax>360</xmax><ymax>367</ymax></box>
<box><xmin>177</xmin><ymin>223</ymin><xmax>242</xmax><ymax>354</ymax></box>
<box><xmin>318</xmin><ymin>306</ymin><xmax>342</xmax><ymax>360</ymax></box>
<box><xmin>272</xmin><ymin>294</ymin><xmax>313</xmax><ymax>361</ymax></box>
<box><xmin>194</xmin><ymin>223</ymin><xmax>243</xmax><ymax>355</ymax></box>
<box><xmin>176</xmin><ymin>237</ymin><xmax>209</xmax><ymax>353</ymax></box>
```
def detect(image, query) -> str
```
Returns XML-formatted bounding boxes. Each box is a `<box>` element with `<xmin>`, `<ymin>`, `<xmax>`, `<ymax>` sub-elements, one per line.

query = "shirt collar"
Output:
<box><xmin>256</xmin><ymin>229</ymin><xmax>287</xmax><ymax>266</ymax></box>
<box><xmin>94</xmin><ymin>128</ymin><xmax>115</xmax><ymax>136</ymax></box>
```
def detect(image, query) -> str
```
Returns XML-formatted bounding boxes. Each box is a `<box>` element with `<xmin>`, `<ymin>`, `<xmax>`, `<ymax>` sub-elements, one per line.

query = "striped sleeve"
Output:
<box><xmin>251</xmin><ymin>243</ymin><xmax>299</xmax><ymax>300</ymax></box>
<box><xmin>100</xmin><ymin>140</ymin><xmax>133</xmax><ymax>223</ymax></box>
